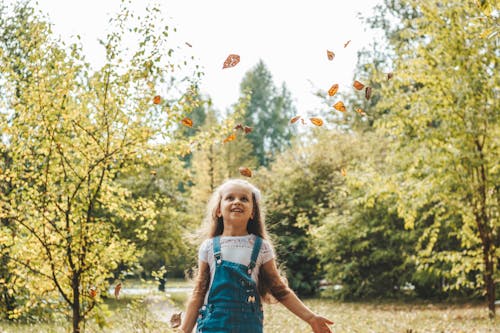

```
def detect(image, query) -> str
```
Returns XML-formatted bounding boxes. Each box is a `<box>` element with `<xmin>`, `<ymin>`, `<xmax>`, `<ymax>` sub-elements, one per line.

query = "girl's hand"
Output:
<box><xmin>307</xmin><ymin>314</ymin><xmax>334</xmax><ymax>333</ymax></box>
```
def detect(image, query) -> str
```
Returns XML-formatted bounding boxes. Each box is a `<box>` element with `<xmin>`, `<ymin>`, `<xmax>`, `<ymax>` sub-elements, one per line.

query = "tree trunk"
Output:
<box><xmin>72</xmin><ymin>275</ymin><xmax>81</xmax><ymax>333</ymax></box>
<box><xmin>483</xmin><ymin>245</ymin><xmax>496</xmax><ymax>319</ymax></box>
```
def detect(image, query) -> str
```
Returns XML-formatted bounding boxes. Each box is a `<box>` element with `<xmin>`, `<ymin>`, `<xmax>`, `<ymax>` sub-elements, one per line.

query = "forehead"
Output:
<box><xmin>220</xmin><ymin>183</ymin><xmax>253</xmax><ymax>197</ymax></box>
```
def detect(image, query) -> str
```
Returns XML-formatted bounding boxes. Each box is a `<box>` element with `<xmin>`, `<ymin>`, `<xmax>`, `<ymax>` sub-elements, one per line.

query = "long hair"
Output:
<box><xmin>201</xmin><ymin>179</ymin><xmax>287</xmax><ymax>303</ymax></box>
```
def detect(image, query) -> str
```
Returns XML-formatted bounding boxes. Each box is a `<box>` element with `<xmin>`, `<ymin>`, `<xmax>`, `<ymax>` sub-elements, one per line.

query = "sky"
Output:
<box><xmin>27</xmin><ymin>0</ymin><xmax>382</xmax><ymax>115</ymax></box>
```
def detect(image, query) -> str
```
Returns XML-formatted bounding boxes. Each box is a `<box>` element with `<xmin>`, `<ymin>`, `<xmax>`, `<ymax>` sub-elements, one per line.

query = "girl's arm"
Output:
<box><xmin>180</xmin><ymin>260</ymin><xmax>210</xmax><ymax>333</ymax></box>
<box><xmin>261</xmin><ymin>259</ymin><xmax>334</xmax><ymax>333</ymax></box>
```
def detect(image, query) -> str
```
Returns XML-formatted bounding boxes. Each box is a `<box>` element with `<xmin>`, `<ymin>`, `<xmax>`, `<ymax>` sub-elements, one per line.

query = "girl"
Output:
<box><xmin>180</xmin><ymin>179</ymin><xmax>333</xmax><ymax>333</ymax></box>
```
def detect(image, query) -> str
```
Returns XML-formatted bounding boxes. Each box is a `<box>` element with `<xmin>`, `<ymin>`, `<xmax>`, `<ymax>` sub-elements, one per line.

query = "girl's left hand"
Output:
<box><xmin>308</xmin><ymin>315</ymin><xmax>334</xmax><ymax>333</ymax></box>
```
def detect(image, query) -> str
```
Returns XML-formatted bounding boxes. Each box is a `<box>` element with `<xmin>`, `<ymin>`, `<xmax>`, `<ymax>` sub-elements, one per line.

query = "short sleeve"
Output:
<box><xmin>198</xmin><ymin>239</ymin><xmax>210</xmax><ymax>263</ymax></box>
<box><xmin>258</xmin><ymin>239</ymin><xmax>275</xmax><ymax>265</ymax></box>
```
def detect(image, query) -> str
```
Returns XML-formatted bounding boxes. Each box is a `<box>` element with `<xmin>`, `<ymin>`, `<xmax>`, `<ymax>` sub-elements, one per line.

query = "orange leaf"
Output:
<box><xmin>89</xmin><ymin>287</ymin><xmax>97</xmax><ymax>298</ymax></box>
<box><xmin>310</xmin><ymin>118</ymin><xmax>324</xmax><ymax>126</ymax></box>
<box><xmin>355</xmin><ymin>108</ymin><xmax>366</xmax><ymax>116</ymax></box>
<box><xmin>153</xmin><ymin>95</ymin><xmax>161</xmax><ymax>105</ymax></box>
<box><xmin>170</xmin><ymin>312</ymin><xmax>182</xmax><ymax>328</ymax></box>
<box><xmin>333</xmin><ymin>101</ymin><xmax>346</xmax><ymax>112</ymax></box>
<box><xmin>341</xmin><ymin>168</ymin><xmax>347</xmax><ymax>177</ymax></box>
<box><xmin>353</xmin><ymin>80</ymin><xmax>365</xmax><ymax>90</ymax></box>
<box><xmin>114</xmin><ymin>283</ymin><xmax>122</xmax><ymax>299</ymax></box>
<box><xmin>290</xmin><ymin>115</ymin><xmax>301</xmax><ymax>124</ymax></box>
<box><xmin>326</xmin><ymin>50</ymin><xmax>335</xmax><ymax>61</ymax></box>
<box><xmin>181</xmin><ymin>117</ymin><xmax>193</xmax><ymax>127</ymax></box>
<box><xmin>344</xmin><ymin>40</ymin><xmax>351</xmax><ymax>48</ymax></box>
<box><xmin>239</xmin><ymin>167</ymin><xmax>252</xmax><ymax>177</ymax></box>
<box><xmin>150</xmin><ymin>170</ymin><xmax>157</xmax><ymax>176</ymax></box>
<box><xmin>365</xmin><ymin>87</ymin><xmax>372</xmax><ymax>100</ymax></box>
<box><xmin>328</xmin><ymin>83</ymin><xmax>339</xmax><ymax>97</ymax></box>
<box><xmin>222</xmin><ymin>54</ymin><xmax>240</xmax><ymax>69</ymax></box>
<box><xmin>223</xmin><ymin>133</ymin><xmax>236</xmax><ymax>143</ymax></box>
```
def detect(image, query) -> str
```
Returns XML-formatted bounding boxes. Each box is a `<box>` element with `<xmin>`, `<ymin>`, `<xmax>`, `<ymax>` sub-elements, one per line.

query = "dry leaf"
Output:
<box><xmin>170</xmin><ymin>312</ymin><xmax>182</xmax><ymax>328</ymax></box>
<box><xmin>234</xmin><ymin>124</ymin><xmax>244</xmax><ymax>131</ymax></box>
<box><xmin>310</xmin><ymin>118</ymin><xmax>324</xmax><ymax>126</ymax></box>
<box><xmin>341</xmin><ymin>168</ymin><xmax>347</xmax><ymax>177</ymax></box>
<box><xmin>89</xmin><ymin>287</ymin><xmax>97</xmax><ymax>298</ymax></box>
<box><xmin>355</xmin><ymin>108</ymin><xmax>366</xmax><ymax>116</ymax></box>
<box><xmin>290</xmin><ymin>115</ymin><xmax>301</xmax><ymax>124</ymax></box>
<box><xmin>181</xmin><ymin>117</ymin><xmax>193</xmax><ymax>127</ymax></box>
<box><xmin>365</xmin><ymin>87</ymin><xmax>372</xmax><ymax>100</ymax></box>
<box><xmin>222</xmin><ymin>54</ymin><xmax>240</xmax><ymax>69</ymax></box>
<box><xmin>243</xmin><ymin>126</ymin><xmax>252</xmax><ymax>134</ymax></box>
<box><xmin>223</xmin><ymin>133</ymin><xmax>237</xmax><ymax>143</ymax></box>
<box><xmin>153</xmin><ymin>95</ymin><xmax>161</xmax><ymax>105</ymax></box>
<box><xmin>150</xmin><ymin>170</ymin><xmax>157</xmax><ymax>176</ymax></box>
<box><xmin>185</xmin><ymin>42</ymin><xmax>192</xmax><ymax>47</ymax></box>
<box><xmin>239</xmin><ymin>167</ymin><xmax>252</xmax><ymax>177</ymax></box>
<box><xmin>333</xmin><ymin>101</ymin><xmax>346</xmax><ymax>112</ymax></box>
<box><xmin>327</xmin><ymin>50</ymin><xmax>335</xmax><ymax>61</ymax></box>
<box><xmin>344</xmin><ymin>40</ymin><xmax>351</xmax><ymax>48</ymax></box>
<box><xmin>387</xmin><ymin>72</ymin><xmax>394</xmax><ymax>80</ymax></box>
<box><xmin>353</xmin><ymin>80</ymin><xmax>365</xmax><ymax>90</ymax></box>
<box><xmin>114</xmin><ymin>283</ymin><xmax>122</xmax><ymax>299</ymax></box>
<box><xmin>328</xmin><ymin>83</ymin><xmax>339</xmax><ymax>97</ymax></box>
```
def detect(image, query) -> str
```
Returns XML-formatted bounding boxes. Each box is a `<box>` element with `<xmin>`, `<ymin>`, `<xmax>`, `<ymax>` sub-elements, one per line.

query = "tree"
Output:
<box><xmin>0</xmin><ymin>1</ymin><xmax>202</xmax><ymax>331</ymax></box>
<box><xmin>239</xmin><ymin>60</ymin><xmax>296</xmax><ymax>167</ymax></box>
<box><xmin>366</xmin><ymin>0</ymin><xmax>499</xmax><ymax>317</ymax></box>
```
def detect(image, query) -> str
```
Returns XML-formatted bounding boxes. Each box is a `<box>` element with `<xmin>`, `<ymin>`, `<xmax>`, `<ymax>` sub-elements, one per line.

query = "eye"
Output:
<box><xmin>240</xmin><ymin>196</ymin><xmax>249</xmax><ymax>202</ymax></box>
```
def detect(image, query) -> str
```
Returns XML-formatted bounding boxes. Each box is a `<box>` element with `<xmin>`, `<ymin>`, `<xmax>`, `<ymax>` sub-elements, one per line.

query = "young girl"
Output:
<box><xmin>180</xmin><ymin>179</ymin><xmax>333</xmax><ymax>333</ymax></box>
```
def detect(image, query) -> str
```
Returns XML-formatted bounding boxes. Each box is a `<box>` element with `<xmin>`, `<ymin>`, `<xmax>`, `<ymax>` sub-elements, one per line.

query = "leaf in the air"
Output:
<box><xmin>327</xmin><ymin>50</ymin><xmax>335</xmax><ymax>61</ymax></box>
<box><xmin>222</xmin><ymin>54</ymin><xmax>240</xmax><ymax>69</ymax></box>
<box><xmin>328</xmin><ymin>83</ymin><xmax>339</xmax><ymax>97</ymax></box>
<box><xmin>239</xmin><ymin>167</ymin><xmax>252</xmax><ymax>177</ymax></box>
<box><xmin>353</xmin><ymin>80</ymin><xmax>365</xmax><ymax>90</ymax></box>
<box><xmin>181</xmin><ymin>117</ymin><xmax>193</xmax><ymax>127</ymax></box>
<box><xmin>310</xmin><ymin>118</ymin><xmax>324</xmax><ymax>126</ymax></box>
<box><xmin>333</xmin><ymin>101</ymin><xmax>346</xmax><ymax>112</ymax></box>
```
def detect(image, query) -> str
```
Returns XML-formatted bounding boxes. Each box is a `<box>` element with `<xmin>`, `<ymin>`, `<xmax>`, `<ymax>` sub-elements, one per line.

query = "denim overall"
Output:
<box><xmin>196</xmin><ymin>235</ymin><xmax>264</xmax><ymax>333</ymax></box>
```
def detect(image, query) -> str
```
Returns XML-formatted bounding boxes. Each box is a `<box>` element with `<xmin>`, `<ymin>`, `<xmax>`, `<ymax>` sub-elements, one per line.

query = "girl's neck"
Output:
<box><xmin>221</xmin><ymin>226</ymin><xmax>249</xmax><ymax>237</ymax></box>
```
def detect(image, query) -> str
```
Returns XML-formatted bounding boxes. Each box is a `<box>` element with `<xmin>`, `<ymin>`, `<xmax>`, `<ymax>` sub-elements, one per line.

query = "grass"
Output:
<box><xmin>0</xmin><ymin>288</ymin><xmax>498</xmax><ymax>332</ymax></box>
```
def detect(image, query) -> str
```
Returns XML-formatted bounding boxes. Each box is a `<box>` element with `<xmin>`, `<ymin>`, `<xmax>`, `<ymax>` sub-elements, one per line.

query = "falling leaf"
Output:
<box><xmin>181</xmin><ymin>117</ymin><xmax>193</xmax><ymax>127</ymax></box>
<box><xmin>387</xmin><ymin>72</ymin><xmax>394</xmax><ymax>80</ymax></box>
<box><xmin>153</xmin><ymin>95</ymin><xmax>161</xmax><ymax>105</ymax></box>
<box><xmin>185</xmin><ymin>42</ymin><xmax>192</xmax><ymax>47</ymax></box>
<box><xmin>365</xmin><ymin>87</ymin><xmax>372</xmax><ymax>100</ymax></box>
<box><xmin>333</xmin><ymin>101</ymin><xmax>346</xmax><ymax>112</ymax></box>
<box><xmin>326</xmin><ymin>50</ymin><xmax>335</xmax><ymax>61</ymax></box>
<box><xmin>223</xmin><ymin>133</ymin><xmax>237</xmax><ymax>143</ymax></box>
<box><xmin>114</xmin><ymin>283</ymin><xmax>122</xmax><ymax>299</ymax></box>
<box><xmin>234</xmin><ymin>124</ymin><xmax>243</xmax><ymax>131</ymax></box>
<box><xmin>150</xmin><ymin>170</ymin><xmax>157</xmax><ymax>176</ymax></box>
<box><xmin>310</xmin><ymin>118</ymin><xmax>324</xmax><ymax>126</ymax></box>
<box><xmin>170</xmin><ymin>312</ymin><xmax>182</xmax><ymax>328</ymax></box>
<box><xmin>243</xmin><ymin>126</ymin><xmax>252</xmax><ymax>134</ymax></box>
<box><xmin>300</xmin><ymin>118</ymin><xmax>306</xmax><ymax>125</ymax></box>
<box><xmin>355</xmin><ymin>108</ymin><xmax>366</xmax><ymax>116</ymax></box>
<box><xmin>89</xmin><ymin>287</ymin><xmax>97</xmax><ymax>298</ymax></box>
<box><xmin>341</xmin><ymin>168</ymin><xmax>347</xmax><ymax>177</ymax></box>
<box><xmin>222</xmin><ymin>54</ymin><xmax>240</xmax><ymax>69</ymax></box>
<box><xmin>344</xmin><ymin>40</ymin><xmax>351</xmax><ymax>48</ymax></box>
<box><xmin>353</xmin><ymin>80</ymin><xmax>365</xmax><ymax>90</ymax></box>
<box><xmin>328</xmin><ymin>83</ymin><xmax>339</xmax><ymax>97</ymax></box>
<box><xmin>290</xmin><ymin>115</ymin><xmax>301</xmax><ymax>124</ymax></box>
<box><xmin>239</xmin><ymin>167</ymin><xmax>252</xmax><ymax>177</ymax></box>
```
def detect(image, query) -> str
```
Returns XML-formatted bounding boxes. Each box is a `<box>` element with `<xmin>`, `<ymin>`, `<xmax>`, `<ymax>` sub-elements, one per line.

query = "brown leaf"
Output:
<box><xmin>222</xmin><ymin>54</ymin><xmax>240</xmax><ymax>69</ymax></box>
<box><xmin>223</xmin><ymin>133</ymin><xmax>237</xmax><ymax>143</ymax></box>
<box><xmin>185</xmin><ymin>42</ymin><xmax>192</xmax><ymax>47</ymax></box>
<box><xmin>239</xmin><ymin>167</ymin><xmax>252</xmax><ymax>177</ymax></box>
<box><xmin>310</xmin><ymin>118</ymin><xmax>324</xmax><ymax>126</ymax></box>
<box><xmin>326</xmin><ymin>50</ymin><xmax>335</xmax><ymax>61</ymax></box>
<box><xmin>333</xmin><ymin>101</ymin><xmax>346</xmax><ymax>112</ymax></box>
<box><xmin>181</xmin><ymin>117</ymin><xmax>193</xmax><ymax>128</ymax></box>
<box><xmin>170</xmin><ymin>312</ymin><xmax>182</xmax><ymax>328</ymax></box>
<box><xmin>290</xmin><ymin>115</ymin><xmax>301</xmax><ymax>124</ymax></box>
<box><xmin>365</xmin><ymin>87</ymin><xmax>372</xmax><ymax>100</ymax></box>
<box><xmin>344</xmin><ymin>40</ymin><xmax>351</xmax><ymax>48</ymax></box>
<box><xmin>153</xmin><ymin>95</ymin><xmax>161</xmax><ymax>105</ymax></box>
<box><xmin>114</xmin><ymin>283</ymin><xmax>122</xmax><ymax>299</ymax></box>
<box><xmin>243</xmin><ymin>126</ymin><xmax>252</xmax><ymax>134</ymax></box>
<box><xmin>387</xmin><ymin>72</ymin><xmax>393</xmax><ymax>80</ymax></box>
<box><xmin>355</xmin><ymin>108</ymin><xmax>366</xmax><ymax>116</ymax></box>
<box><xmin>353</xmin><ymin>80</ymin><xmax>365</xmax><ymax>90</ymax></box>
<box><xmin>89</xmin><ymin>287</ymin><xmax>97</xmax><ymax>298</ymax></box>
<box><xmin>328</xmin><ymin>83</ymin><xmax>339</xmax><ymax>97</ymax></box>
<box><xmin>234</xmin><ymin>124</ymin><xmax>244</xmax><ymax>131</ymax></box>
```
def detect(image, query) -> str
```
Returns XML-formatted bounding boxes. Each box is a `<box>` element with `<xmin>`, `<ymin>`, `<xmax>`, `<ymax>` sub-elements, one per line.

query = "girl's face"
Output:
<box><xmin>217</xmin><ymin>183</ymin><xmax>254</xmax><ymax>227</ymax></box>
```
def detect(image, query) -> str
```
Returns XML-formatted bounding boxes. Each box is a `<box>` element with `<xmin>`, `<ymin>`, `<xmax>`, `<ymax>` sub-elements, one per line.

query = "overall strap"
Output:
<box><xmin>247</xmin><ymin>236</ymin><xmax>262</xmax><ymax>275</ymax></box>
<box><xmin>212</xmin><ymin>236</ymin><xmax>222</xmax><ymax>265</ymax></box>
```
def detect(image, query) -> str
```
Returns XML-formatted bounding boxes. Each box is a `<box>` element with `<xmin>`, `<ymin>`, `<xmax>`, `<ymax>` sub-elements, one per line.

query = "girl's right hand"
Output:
<box><xmin>307</xmin><ymin>314</ymin><xmax>334</xmax><ymax>333</ymax></box>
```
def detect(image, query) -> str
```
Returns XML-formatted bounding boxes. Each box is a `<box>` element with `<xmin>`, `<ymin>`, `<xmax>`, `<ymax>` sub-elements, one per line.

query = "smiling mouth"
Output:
<box><xmin>231</xmin><ymin>208</ymin><xmax>243</xmax><ymax>213</ymax></box>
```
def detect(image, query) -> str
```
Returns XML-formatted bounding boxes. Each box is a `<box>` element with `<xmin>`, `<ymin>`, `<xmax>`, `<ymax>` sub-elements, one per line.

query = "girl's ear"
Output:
<box><xmin>216</xmin><ymin>207</ymin><xmax>222</xmax><ymax>218</ymax></box>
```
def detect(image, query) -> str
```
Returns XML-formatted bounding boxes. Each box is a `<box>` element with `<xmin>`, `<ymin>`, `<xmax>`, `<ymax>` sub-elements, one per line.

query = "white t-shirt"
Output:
<box><xmin>198</xmin><ymin>234</ymin><xmax>275</xmax><ymax>304</ymax></box>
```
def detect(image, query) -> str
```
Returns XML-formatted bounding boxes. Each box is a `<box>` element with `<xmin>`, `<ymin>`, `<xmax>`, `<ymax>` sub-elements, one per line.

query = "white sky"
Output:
<box><xmin>26</xmin><ymin>0</ymin><xmax>381</xmax><ymax>115</ymax></box>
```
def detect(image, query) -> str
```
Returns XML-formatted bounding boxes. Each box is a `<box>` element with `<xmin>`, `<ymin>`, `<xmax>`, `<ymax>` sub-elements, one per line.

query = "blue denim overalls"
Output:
<box><xmin>196</xmin><ymin>235</ymin><xmax>264</xmax><ymax>333</ymax></box>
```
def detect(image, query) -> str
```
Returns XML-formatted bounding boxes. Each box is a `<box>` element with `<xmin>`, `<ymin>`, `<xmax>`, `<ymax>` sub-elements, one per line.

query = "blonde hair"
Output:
<box><xmin>203</xmin><ymin>179</ymin><xmax>269</xmax><ymax>239</ymax></box>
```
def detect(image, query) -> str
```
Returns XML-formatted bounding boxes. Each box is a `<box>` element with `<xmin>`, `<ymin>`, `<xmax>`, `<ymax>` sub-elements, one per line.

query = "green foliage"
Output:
<box><xmin>240</xmin><ymin>60</ymin><xmax>296</xmax><ymax>167</ymax></box>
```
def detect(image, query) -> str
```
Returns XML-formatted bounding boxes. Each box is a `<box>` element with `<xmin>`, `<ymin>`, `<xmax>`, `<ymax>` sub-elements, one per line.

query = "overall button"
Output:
<box><xmin>216</xmin><ymin>259</ymin><xmax>222</xmax><ymax>265</ymax></box>
<box><xmin>201</xmin><ymin>305</ymin><xmax>206</xmax><ymax>310</ymax></box>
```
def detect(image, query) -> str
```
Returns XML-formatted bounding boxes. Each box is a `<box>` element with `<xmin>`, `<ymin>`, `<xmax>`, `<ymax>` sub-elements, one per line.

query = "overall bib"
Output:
<box><xmin>196</xmin><ymin>235</ymin><xmax>264</xmax><ymax>333</ymax></box>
